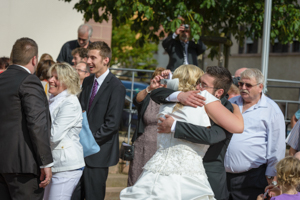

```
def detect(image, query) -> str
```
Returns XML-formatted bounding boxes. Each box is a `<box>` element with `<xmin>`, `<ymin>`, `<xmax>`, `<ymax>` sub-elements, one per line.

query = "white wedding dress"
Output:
<box><xmin>120</xmin><ymin>90</ymin><xmax>218</xmax><ymax>200</ymax></box>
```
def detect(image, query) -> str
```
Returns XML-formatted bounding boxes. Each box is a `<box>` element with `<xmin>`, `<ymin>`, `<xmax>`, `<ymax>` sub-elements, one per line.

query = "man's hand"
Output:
<box><xmin>175</xmin><ymin>26</ymin><xmax>185</xmax><ymax>35</ymax></box>
<box><xmin>39</xmin><ymin>167</ymin><xmax>52</xmax><ymax>188</ymax></box>
<box><xmin>158</xmin><ymin>115</ymin><xmax>174</xmax><ymax>133</ymax></box>
<box><xmin>177</xmin><ymin>91</ymin><xmax>206</xmax><ymax>108</ymax></box>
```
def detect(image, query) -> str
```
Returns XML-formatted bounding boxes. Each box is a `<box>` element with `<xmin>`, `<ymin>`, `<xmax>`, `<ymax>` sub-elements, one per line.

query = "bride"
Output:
<box><xmin>120</xmin><ymin>65</ymin><xmax>243</xmax><ymax>200</ymax></box>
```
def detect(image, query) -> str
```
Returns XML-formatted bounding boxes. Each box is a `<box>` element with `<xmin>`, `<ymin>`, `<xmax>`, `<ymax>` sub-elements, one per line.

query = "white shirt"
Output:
<box><xmin>225</xmin><ymin>94</ymin><xmax>286</xmax><ymax>176</ymax></box>
<box><xmin>93</xmin><ymin>68</ymin><xmax>109</xmax><ymax>94</ymax></box>
<box><xmin>15</xmin><ymin>64</ymin><xmax>31</xmax><ymax>74</ymax></box>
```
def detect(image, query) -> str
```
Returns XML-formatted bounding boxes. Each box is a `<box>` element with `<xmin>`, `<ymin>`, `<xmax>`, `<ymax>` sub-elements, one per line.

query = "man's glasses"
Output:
<box><xmin>199</xmin><ymin>83</ymin><xmax>217</xmax><ymax>90</ymax></box>
<box><xmin>238</xmin><ymin>82</ymin><xmax>260</xmax><ymax>88</ymax></box>
<box><xmin>76</xmin><ymin>69</ymin><xmax>87</xmax><ymax>73</ymax></box>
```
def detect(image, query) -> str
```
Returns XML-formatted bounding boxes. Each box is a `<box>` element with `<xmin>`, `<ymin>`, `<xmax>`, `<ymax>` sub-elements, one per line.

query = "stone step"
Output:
<box><xmin>106</xmin><ymin>173</ymin><xmax>128</xmax><ymax>187</ymax></box>
<box><xmin>105</xmin><ymin>187</ymin><xmax>124</xmax><ymax>200</ymax></box>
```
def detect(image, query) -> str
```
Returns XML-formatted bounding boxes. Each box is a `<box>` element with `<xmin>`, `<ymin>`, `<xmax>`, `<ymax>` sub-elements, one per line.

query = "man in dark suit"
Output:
<box><xmin>76</xmin><ymin>41</ymin><xmax>126</xmax><ymax>200</ymax></box>
<box><xmin>162</xmin><ymin>24</ymin><xmax>206</xmax><ymax>71</ymax></box>
<box><xmin>0</xmin><ymin>37</ymin><xmax>53</xmax><ymax>200</ymax></box>
<box><xmin>150</xmin><ymin>66</ymin><xmax>234</xmax><ymax>200</ymax></box>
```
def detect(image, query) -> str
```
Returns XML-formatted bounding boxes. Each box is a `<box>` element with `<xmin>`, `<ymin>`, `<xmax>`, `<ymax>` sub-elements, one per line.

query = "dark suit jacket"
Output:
<box><xmin>0</xmin><ymin>65</ymin><xmax>53</xmax><ymax>175</ymax></box>
<box><xmin>131</xmin><ymin>94</ymin><xmax>150</xmax><ymax>143</ymax></box>
<box><xmin>151</xmin><ymin>88</ymin><xmax>233</xmax><ymax>200</ymax></box>
<box><xmin>162</xmin><ymin>33</ymin><xmax>206</xmax><ymax>71</ymax></box>
<box><xmin>79</xmin><ymin>72</ymin><xmax>126</xmax><ymax>168</ymax></box>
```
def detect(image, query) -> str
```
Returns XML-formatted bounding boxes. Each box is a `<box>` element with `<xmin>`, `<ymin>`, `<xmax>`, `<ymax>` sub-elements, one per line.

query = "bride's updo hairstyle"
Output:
<box><xmin>172</xmin><ymin>64</ymin><xmax>204</xmax><ymax>112</ymax></box>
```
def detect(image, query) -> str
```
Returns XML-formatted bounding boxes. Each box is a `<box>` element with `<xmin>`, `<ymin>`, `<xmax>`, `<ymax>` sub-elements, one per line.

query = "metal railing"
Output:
<box><xmin>110</xmin><ymin>68</ymin><xmax>154</xmax><ymax>144</ymax></box>
<box><xmin>112</xmin><ymin>67</ymin><xmax>300</xmax><ymax>142</ymax></box>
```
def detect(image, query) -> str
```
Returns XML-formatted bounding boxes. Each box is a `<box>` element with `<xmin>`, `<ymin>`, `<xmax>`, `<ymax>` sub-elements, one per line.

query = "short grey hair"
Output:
<box><xmin>240</xmin><ymin>68</ymin><xmax>264</xmax><ymax>85</ymax></box>
<box><xmin>78</xmin><ymin>24</ymin><xmax>93</xmax><ymax>38</ymax></box>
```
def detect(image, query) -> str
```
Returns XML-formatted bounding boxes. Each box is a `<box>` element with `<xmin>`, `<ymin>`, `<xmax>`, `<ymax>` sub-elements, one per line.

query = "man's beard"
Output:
<box><xmin>180</xmin><ymin>34</ymin><xmax>189</xmax><ymax>42</ymax></box>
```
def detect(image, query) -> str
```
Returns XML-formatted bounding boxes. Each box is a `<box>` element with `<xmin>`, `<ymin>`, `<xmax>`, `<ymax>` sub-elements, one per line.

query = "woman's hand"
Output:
<box><xmin>265</xmin><ymin>185</ymin><xmax>281</xmax><ymax>197</ymax></box>
<box><xmin>161</xmin><ymin>70</ymin><xmax>171</xmax><ymax>79</ymax></box>
<box><xmin>256</xmin><ymin>194</ymin><xmax>265</xmax><ymax>200</ymax></box>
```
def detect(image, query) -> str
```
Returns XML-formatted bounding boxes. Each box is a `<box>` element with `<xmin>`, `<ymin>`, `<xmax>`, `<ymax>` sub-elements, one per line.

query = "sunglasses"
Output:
<box><xmin>238</xmin><ymin>81</ymin><xmax>260</xmax><ymax>88</ymax></box>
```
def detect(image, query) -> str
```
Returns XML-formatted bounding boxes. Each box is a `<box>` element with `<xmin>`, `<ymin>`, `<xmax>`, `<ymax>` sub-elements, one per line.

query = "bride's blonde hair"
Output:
<box><xmin>172</xmin><ymin>65</ymin><xmax>204</xmax><ymax>112</ymax></box>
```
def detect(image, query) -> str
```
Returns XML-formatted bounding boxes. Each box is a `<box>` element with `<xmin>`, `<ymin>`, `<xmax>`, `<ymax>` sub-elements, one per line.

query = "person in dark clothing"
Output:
<box><xmin>162</xmin><ymin>24</ymin><xmax>206</xmax><ymax>71</ymax></box>
<box><xmin>57</xmin><ymin>24</ymin><xmax>92</xmax><ymax>65</ymax></box>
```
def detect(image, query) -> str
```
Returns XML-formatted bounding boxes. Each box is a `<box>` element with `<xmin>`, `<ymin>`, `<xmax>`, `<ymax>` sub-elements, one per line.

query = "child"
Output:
<box><xmin>257</xmin><ymin>156</ymin><xmax>300</xmax><ymax>200</ymax></box>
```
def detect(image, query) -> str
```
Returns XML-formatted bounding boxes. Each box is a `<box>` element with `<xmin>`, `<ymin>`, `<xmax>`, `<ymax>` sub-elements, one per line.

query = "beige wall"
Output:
<box><xmin>0</xmin><ymin>0</ymin><xmax>84</xmax><ymax>60</ymax></box>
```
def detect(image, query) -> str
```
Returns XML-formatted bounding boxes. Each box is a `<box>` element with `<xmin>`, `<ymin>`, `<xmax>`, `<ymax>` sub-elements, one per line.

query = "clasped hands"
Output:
<box><xmin>157</xmin><ymin>90</ymin><xmax>206</xmax><ymax>133</ymax></box>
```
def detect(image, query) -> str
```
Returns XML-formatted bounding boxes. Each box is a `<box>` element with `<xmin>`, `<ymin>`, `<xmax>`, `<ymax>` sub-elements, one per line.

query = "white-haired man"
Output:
<box><xmin>225</xmin><ymin>68</ymin><xmax>286</xmax><ymax>200</ymax></box>
<box><xmin>57</xmin><ymin>24</ymin><xmax>93</xmax><ymax>65</ymax></box>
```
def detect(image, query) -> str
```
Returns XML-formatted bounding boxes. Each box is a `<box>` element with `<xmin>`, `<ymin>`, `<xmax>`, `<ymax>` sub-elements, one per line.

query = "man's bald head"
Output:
<box><xmin>234</xmin><ymin>68</ymin><xmax>247</xmax><ymax>77</ymax></box>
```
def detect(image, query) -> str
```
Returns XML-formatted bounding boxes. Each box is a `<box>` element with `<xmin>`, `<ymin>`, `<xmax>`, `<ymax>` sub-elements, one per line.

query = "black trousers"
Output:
<box><xmin>226</xmin><ymin>164</ymin><xmax>268</xmax><ymax>200</ymax></box>
<box><xmin>71</xmin><ymin>166</ymin><xmax>108</xmax><ymax>200</ymax></box>
<box><xmin>0</xmin><ymin>173</ymin><xmax>44</xmax><ymax>200</ymax></box>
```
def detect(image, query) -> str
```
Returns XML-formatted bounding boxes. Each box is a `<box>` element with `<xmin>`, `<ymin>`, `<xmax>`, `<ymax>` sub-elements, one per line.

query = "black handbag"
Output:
<box><xmin>119</xmin><ymin>141</ymin><xmax>134</xmax><ymax>161</ymax></box>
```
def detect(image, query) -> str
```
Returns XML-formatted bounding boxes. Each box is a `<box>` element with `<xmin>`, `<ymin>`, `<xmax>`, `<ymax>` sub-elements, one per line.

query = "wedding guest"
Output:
<box><xmin>127</xmin><ymin>67</ymin><xmax>165</xmax><ymax>186</ymax></box>
<box><xmin>57</xmin><ymin>24</ymin><xmax>92</xmax><ymax>65</ymax></box>
<box><xmin>0</xmin><ymin>57</ymin><xmax>9</xmax><ymax>74</ymax></box>
<box><xmin>257</xmin><ymin>156</ymin><xmax>300</xmax><ymax>200</ymax></box>
<box><xmin>40</xmin><ymin>53</ymin><xmax>54</xmax><ymax>62</ymax></box>
<box><xmin>72</xmin><ymin>48</ymin><xmax>88</xmax><ymax>67</ymax></box>
<box><xmin>227</xmin><ymin>84</ymin><xmax>240</xmax><ymax>100</ymax></box>
<box><xmin>287</xmin><ymin>120</ymin><xmax>300</xmax><ymax>156</ymax></box>
<box><xmin>44</xmin><ymin>63</ymin><xmax>85</xmax><ymax>200</ymax></box>
<box><xmin>36</xmin><ymin>59</ymin><xmax>55</xmax><ymax>99</ymax></box>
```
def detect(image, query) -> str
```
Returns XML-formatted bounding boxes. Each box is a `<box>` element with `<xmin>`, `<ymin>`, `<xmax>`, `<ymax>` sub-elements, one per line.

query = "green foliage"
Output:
<box><xmin>62</xmin><ymin>0</ymin><xmax>300</xmax><ymax>60</ymax></box>
<box><xmin>111</xmin><ymin>20</ymin><xmax>157</xmax><ymax>69</ymax></box>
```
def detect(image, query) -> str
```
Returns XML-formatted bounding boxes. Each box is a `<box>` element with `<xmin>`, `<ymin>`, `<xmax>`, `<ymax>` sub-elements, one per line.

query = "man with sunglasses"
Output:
<box><xmin>224</xmin><ymin>68</ymin><xmax>285</xmax><ymax>200</ymax></box>
<box><xmin>162</xmin><ymin>24</ymin><xmax>206</xmax><ymax>71</ymax></box>
<box><xmin>57</xmin><ymin>24</ymin><xmax>93</xmax><ymax>65</ymax></box>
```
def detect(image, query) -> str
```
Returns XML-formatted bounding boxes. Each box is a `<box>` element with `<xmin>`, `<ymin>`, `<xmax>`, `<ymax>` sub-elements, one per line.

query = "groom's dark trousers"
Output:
<box><xmin>151</xmin><ymin>88</ymin><xmax>233</xmax><ymax>200</ymax></box>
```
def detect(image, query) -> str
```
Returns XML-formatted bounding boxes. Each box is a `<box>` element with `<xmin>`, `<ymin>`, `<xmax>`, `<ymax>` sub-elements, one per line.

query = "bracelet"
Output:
<box><xmin>146</xmin><ymin>86</ymin><xmax>151</xmax><ymax>93</ymax></box>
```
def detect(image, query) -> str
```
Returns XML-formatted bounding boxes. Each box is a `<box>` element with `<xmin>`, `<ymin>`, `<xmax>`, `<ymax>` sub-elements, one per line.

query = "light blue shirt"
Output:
<box><xmin>225</xmin><ymin>94</ymin><xmax>286</xmax><ymax>176</ymax></box>
<box><xmin>286</xmin><ymin>120</ymin><xmax>300</xmax><ymax>150</ymax></box>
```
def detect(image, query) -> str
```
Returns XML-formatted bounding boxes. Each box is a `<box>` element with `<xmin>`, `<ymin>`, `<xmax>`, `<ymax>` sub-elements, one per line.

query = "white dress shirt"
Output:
<box><xmin>225</xmin><ymin>94</ymin><xmax>286</xmax><ymax>176</ymax></box>
<box><xmin>286</xmin><ymin>120</ymin><xmax>300</xmax><ymax>150</ymax></box>
<box><xmin>92</xmin><ymin>68</ymin><xmax>109</xmax><ymax>94</ymax></box>
<box><xmin>15</xmin><ymin>64</ymin><xmax>31</xmax><ymax>74</ymax></box>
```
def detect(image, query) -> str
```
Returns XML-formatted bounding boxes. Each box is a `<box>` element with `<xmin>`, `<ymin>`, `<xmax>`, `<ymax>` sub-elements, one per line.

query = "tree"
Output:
<box><xmin>111</xmin><ymin>20</ymin><xmax>158</xmax><ymax>70</ymax></box>
<box><xmin>62</xmin><ymin>0</ymin><xmax>300</xmax><ymax>60</ymax></box>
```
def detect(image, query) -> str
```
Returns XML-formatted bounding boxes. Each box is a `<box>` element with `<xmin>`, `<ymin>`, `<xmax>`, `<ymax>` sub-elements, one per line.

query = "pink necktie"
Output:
<box><xmin>88</xmin><ymin>80</ymin><xmax>98</xmax><ymax>110</ymax></box>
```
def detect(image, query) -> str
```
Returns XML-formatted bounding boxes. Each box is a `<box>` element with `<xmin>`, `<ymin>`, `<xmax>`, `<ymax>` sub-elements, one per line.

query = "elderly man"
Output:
<box><xmin>75</xmin><ymin>61</ymin><xmax>90</xmax><ymax>87</ymax></box>
<box><xmin>57</xmin><ymin>24</ymin><xmax>93</xmax><ymax>65</ymax></box>
<box><xmin>162</xmin><ymin>24</ymin><xmax>206</xmax><ymax>71</ymax></box>
<box><xmin>225</xmin><ymin>68</ymin><xmax>286</xmax><ymax>200</ymax></box>
<box><xmin>72</xmin><ymin>47</ymin><xmax>88</xmax><ymax>67</ymax></box>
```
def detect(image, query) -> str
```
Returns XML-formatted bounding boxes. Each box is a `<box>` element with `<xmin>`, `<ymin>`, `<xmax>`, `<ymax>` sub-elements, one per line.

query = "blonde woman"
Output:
<box><xmin>44</xmin><ymin>63</ymin><xmax>85</xmax><ymax>200</ymax></box>
<box><xmin>120</xmin><ymin>65</ymin><xmax>243</xmax><ymax>200</ymax></box>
